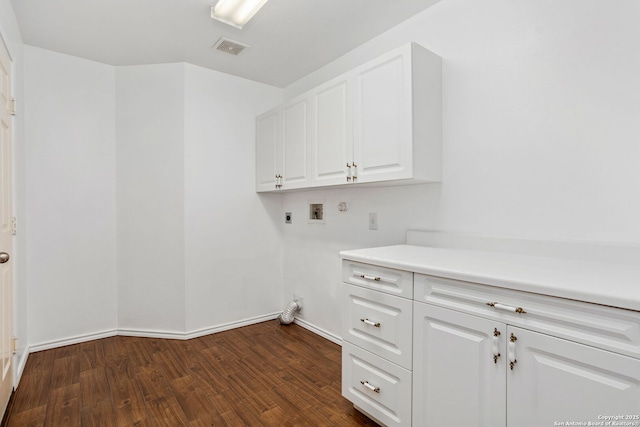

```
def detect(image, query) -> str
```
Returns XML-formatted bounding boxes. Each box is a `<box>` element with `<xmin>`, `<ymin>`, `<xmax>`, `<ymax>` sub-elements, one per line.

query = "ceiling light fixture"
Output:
<box><xmin>211</xmin><ymin>0</ymin><xmax>270</xmax><ymax>29</ymax></box>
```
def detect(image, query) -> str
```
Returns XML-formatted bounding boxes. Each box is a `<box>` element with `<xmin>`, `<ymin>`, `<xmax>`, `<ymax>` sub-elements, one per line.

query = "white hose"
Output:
<box><xmin>278</xmin><ymin>300</ymin><xmax>300</xmax><ymax>325</ymax></box>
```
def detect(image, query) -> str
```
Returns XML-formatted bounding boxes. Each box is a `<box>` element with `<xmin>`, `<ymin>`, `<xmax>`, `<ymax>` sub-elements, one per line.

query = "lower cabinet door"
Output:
<box><xmin>413</xmin><ymin>302</ymin><xmax>506</xmax><ymax>427</ymax></box>
<box><xmin>507</xmin><ymin>326</ymin><xmax>640</xmax><ymax>427</ymax></box>
<box><xmin>342</xmin><ymin>342</ymin><xmax>412</xmax><ymax>426</ymax></box>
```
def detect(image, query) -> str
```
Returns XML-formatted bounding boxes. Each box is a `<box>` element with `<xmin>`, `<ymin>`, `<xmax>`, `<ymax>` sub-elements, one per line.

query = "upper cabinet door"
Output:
<box><xmin>312</xmin><ymin>78</ymin><xmax>352</xmax><ymax>187</ymax></box>
<box><xmin>255</xmin><ymin>107</ymin><xmax>281</xmax><ymax>192</ymax></box>
<box><xmin>282</xmin><ymin>98</ymin><xmax>310</xmax><ymax>189</ymax></box>
<box><xmin>353</xmin><ymin>46</ymin><xmax>413</xmax><ymax>183</ymax></box>
<box><xmin>352</xmin><ymin>43</ymin><xmax>442</xmax><ymax>185</ymax></box>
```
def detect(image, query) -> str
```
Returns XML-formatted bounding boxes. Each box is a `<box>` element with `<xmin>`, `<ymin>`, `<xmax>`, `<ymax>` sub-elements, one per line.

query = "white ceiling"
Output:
<box><xmin>11</xmin><ymin>0</ymin><xmax>441</xmax><ymax>88</ymax></box>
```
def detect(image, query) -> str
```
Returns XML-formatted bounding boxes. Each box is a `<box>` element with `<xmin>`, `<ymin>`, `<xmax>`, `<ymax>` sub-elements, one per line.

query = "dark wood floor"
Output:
<box><xmin>3</xmin><ymin>321</ymin><xmax>379</xmax><ymax>426</ymax></box>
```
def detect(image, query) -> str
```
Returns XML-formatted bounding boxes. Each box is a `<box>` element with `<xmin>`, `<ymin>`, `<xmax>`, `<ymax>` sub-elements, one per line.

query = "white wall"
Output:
<box><xmin>116</xmin><ymin>63</ymin><xmax>284</xmax><ymax>335</ymax></box>
<box><xmin>116</xmin><ymin>64</ymin><xmax>186</xmax><ymax>334</ymax></box>
<box><xmin>24</xmin><ymin>46</ymin><xmax>117</xmax><ymax>346</ymax></box>
<box><xmin>183</xmin><ymin>64</ymin><xmax>282</xmax><ymax>332</ymax></box>
<box><xmin>282</xmin><ymin>0</ymin><xmax>640</xmax><ymax>337</ymax></box>
<box><xmin>1</xmin><ymin>0</ymin><xmax>28</xmax><ymax>379</ymax></box>
<box><xmin>21</xmin><ymin>57</ymin><xmax>283</xmax><ymax>344</ymax></box>
<box><xmin>282</xmin><ymin>185</ymin><xmax>435</xmax><ymax>337</ymax></box>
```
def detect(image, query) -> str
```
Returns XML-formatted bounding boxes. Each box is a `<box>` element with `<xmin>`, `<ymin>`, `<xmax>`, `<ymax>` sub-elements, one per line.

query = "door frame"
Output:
<box><xmin>0</xmin><ymin>29</ymin><xmax>16</xmax><ymax>419</ymax></box>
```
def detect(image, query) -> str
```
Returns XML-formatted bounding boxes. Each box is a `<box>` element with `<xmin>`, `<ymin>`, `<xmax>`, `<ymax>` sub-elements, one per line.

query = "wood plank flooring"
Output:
<box><xmin>3</xmin><ymin>321</ymin><xmax>379</xmax><ymax>426</ymax></box>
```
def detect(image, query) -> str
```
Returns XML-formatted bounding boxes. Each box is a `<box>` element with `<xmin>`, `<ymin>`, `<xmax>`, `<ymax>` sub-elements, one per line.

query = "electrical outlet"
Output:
<box><xmin>369</xmin><ymin>212</ymin><xmax>378</xmax><ymax>230</ymax></box>
<box><xmin>285</xmin><ymin>212</ymin><xmax>292</xmax><ymax>224</ymax></box>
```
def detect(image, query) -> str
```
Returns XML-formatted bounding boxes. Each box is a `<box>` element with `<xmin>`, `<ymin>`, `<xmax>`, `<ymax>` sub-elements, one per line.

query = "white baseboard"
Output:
<box><xmin>183</xmin><ymin>312</ymin><xmax>281</xmax><ymax>340</ymax></box>
<box><xmin>29</xmin><ymin>329</ymin><xmax>118</xmax><ymax>353</ymax></box>
<box><xmin>116</xmin><ymin>328</ymin><xmax>188</xmax><ymax>340</ymax></box>
<box><xmin>27</xmin><ymin>313</ymin><xmax>284</xmax><ymax>353</ymax></box>
<box><xmin>293</xmin><ymin>317</ymin><xmax>343</xmax><ymax>346</ymax></box>
<box><xmin>118</xmin><ymin>312</ymin><xmax>281</xmax><ymax>340</ymax></box>
<box><xmin>25</xmin><ymin>314</ymin><xmax>342</xmax><ymax>359</ymax></box>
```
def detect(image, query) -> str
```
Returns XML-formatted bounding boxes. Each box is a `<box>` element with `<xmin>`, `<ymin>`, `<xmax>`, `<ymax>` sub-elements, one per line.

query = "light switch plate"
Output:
<box><xmin>369</xmin><ymin>212</ymin><xmax>378</xmax><ymax>230</ymax></box>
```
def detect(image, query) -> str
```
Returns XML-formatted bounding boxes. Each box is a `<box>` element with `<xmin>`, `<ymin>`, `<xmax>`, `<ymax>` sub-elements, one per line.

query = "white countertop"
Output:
<box><xmin>340</xmin><ymin>244</ymin><xmax>640</xmax><ymax>312</ymax></box>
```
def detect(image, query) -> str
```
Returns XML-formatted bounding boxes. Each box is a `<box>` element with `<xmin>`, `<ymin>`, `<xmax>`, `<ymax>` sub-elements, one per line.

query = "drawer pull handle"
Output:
<box><xmin>360</xmin><ymin>380</ymin><xmax>380</xmax><ymax>393</ymax></box>
<box><xmin>508</xmin><ymin>333</ymin><xmax>518</xmax><ymax>370</ymax></box>
<box><xmin>486</xmin><ymin>302</ymin><xmax>527</xmax><ymax>314</ymax></box>
<box><xmin>360</xmin><ymin>318</ymin><xmax>381</xmax><ymax>327</ymax></box>
<box><xmin>360</xmin><ymin>274</ymin><xmax>381</xmax><ymax>281</ymax></box>
<box><xmin>492</xmin><ymin>328</ymin><xmax>501</xmax><ymax>364</ymax></box>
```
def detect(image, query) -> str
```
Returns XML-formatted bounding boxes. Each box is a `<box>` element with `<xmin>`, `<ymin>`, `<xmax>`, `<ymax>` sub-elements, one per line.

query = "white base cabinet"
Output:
<box><xmin>507</xmin><ymin>327</ymin><xmax>640</xmax><ymax>427</ymax></box>
<box><xmin>344</xmin><ymin>284</ymin><xmax>413</xmax><ymax>369</ymax></box>
<box><xmin>341</xmin><ymin>259</ymin><xmax>640</xmax><ymax>427</ymax></box>
<box><xmin>342</xmin><ymin>342</ymin><xmax>412</xmax><ymax>427</ymax></box>
<box><xmin>413</xmin><ymin>303</ymin><xmax>640</xmax><ymax>427</ymax></box>
<box><xmin>342</xmin><ymin>262</ymin><xmax>414</xmax><ymax>427</ymax></box>
<box><xmin>413</xmin><ymin>303</ymin><xmax>505</xmax><ymax>427</ymax></box>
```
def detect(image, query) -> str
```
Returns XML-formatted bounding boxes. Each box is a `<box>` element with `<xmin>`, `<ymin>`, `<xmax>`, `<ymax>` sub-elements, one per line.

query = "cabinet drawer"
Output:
<box><xmin>342</xmin><ymin>342</ymin><xmax>412</xmax><ymax>427</ymax></box>
<box><xmin>344</xmin><ymin>284</ymin><xmax>413</xmax><ymax>369</ymax></box>
<box><xmin>343</xmin><ymin>261</ymin><xmax>413</xmax><ymax>299</ymax></box>
<box><xmin>415</xmin><ymin>273</ymin><xmax>640</xmax><ymax>359</ymax></box>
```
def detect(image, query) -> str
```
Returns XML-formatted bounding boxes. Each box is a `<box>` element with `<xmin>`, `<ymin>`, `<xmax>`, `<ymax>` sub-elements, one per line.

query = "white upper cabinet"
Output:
<box><xmin>282</xmin><ymin>97</ymin><xmax>310</xmax><ymax>189</ymax></box>
<box><xmin>256</xmin><ymin>42</ymin><xmax>442</xmax><ymax>192</ymax></box>
<box><xmin>256</xmin><ymin>97</ymin><xmax>311</xmax><ymax>191</ymax></box>
<box><xmin>255</xmin><ymin>106</ymin><xmax>281</xmax><ymax>192</ymax></box>
<box><xmin>353</xmin><ymin>46</ymin><xmax>412</xmax><ymax>183</ymax></box>
<box><xmin>312</xmin><ymin>78</ymin><xmax>351</xmax><ymax>187</ymax></box>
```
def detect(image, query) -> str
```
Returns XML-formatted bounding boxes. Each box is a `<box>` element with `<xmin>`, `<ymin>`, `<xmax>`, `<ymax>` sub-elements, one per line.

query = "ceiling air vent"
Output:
<box><xmin>212</xmin><ymin>37</ymin><xmax>249</xmax><ymax>56</ymax></box>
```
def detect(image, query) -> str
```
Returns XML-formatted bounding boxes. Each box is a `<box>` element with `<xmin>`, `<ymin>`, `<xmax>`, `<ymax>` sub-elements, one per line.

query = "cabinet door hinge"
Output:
<box><xmin>11</xmin><ymin>217</ymin><xmax>17</xmax><ymax>235</ymax></box>
<box><xmin>10</xmin><ymin>98</ymin><xmax>17</xmax><ymax>116</ymax></box>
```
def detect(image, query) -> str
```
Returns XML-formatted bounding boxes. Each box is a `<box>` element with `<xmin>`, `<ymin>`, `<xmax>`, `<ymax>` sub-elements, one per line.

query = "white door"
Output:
<box><xmin>0</xmin><ymin>37</ymin><xmax>14</xmax><ymax>416</ymax></box>
<box><xmin>255</xmin><ymin>107</ymin><xmax>281</xmax><ymax>192</ymax></box>
<box><xmin>353</xmin><ymin>46</ymin><xmax>413</xmax><ymax>183</ymax></box>
<box><xmin>413</xmin><ymin>303</ymin><xmax>506</xmax><ymax>427</ymax></box>
<box><xmin>507</xmin><ymin>326</ymin><xmax>640</xmax><ymax>427</ymax></box>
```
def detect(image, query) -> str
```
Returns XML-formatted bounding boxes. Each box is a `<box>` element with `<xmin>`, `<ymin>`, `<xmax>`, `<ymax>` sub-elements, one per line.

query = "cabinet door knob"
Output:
<box><xmin>492</xmin><ymin>328</ymin><xmax>501</xmax><ymax>364</ymax></box>
<box><xmin>486</xmin><ymin>302</ymin><xmax>526</xmax><ymax>314</ymax></box>
<box><xmin>508</xmin><ymin>333</ymin><xmax>517</xmax><ymax>370</ymax></box>
<box><xmin>360</xmin><ymin>380</ymin><xmax>380</xmax><ymax>393</ymax></box>
<box><xmin>360</xmin><ymin>318</ymin><xmax>381</xmax><ymax>327</ymax></box>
